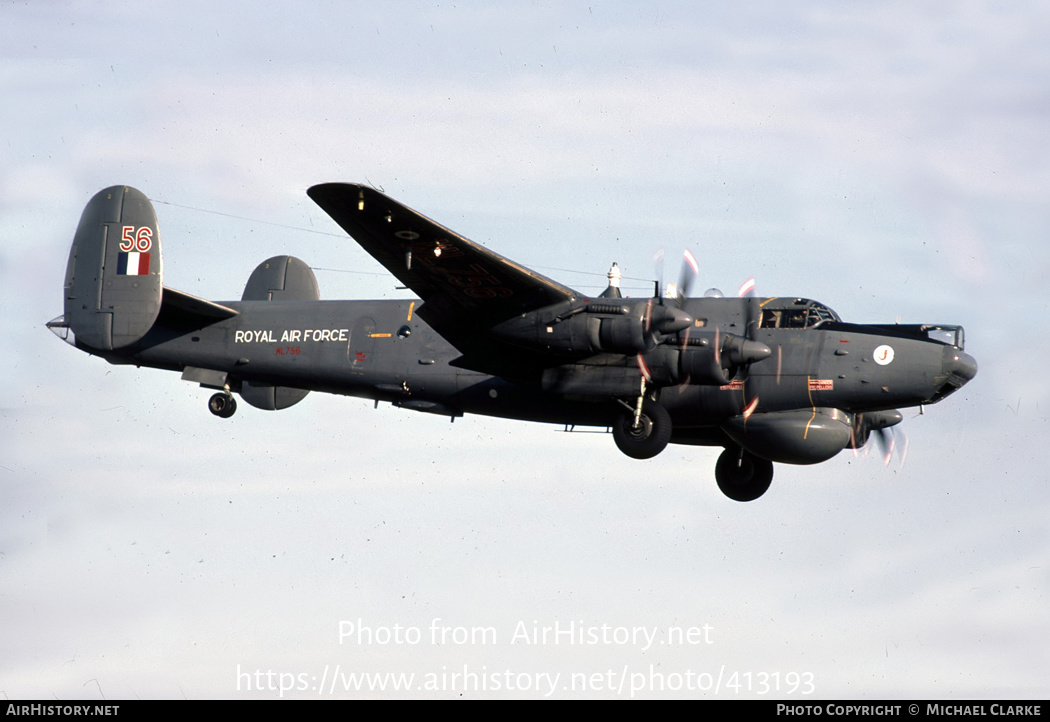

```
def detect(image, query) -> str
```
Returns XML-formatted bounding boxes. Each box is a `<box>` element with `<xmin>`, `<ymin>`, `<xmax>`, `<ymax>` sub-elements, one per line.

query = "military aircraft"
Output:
<box><xmin>48</xmin><ymin>184</ymin><xmax>977</xmax><ymax>501</ymax></box>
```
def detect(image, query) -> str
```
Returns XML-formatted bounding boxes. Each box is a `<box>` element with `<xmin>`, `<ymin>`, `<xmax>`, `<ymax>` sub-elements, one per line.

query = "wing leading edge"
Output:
<box><xmin>308</xmin><ymin>183</ymin><xmax>581</xmax><ymax>375</ymax></box>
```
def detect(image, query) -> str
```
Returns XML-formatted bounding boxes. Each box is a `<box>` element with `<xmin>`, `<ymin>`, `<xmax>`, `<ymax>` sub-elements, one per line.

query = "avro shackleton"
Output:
<box><xmin>49</xmin><ymin>184</ymin><xmax>977</xmax><ymax>500</ymax></box>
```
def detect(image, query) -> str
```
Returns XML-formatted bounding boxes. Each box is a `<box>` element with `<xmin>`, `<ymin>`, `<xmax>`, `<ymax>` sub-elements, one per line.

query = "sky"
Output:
<box><xmin>1</xmin><ymin>0</ymin><xmax>1048</xmax><ymax>700</ymax></box>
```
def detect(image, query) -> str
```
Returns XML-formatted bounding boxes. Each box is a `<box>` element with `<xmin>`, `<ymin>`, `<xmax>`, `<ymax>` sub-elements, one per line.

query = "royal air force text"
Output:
<box><xmin>234</xmin><ymin>328</ymin><xmax>349</xmax><ymax>344</ymax></box>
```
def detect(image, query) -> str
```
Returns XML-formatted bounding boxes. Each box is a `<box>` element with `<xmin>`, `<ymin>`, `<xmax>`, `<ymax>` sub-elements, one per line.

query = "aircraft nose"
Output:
<box><xmin>929</xmin><ymin>346</ymin><xmax>977</xmax><ymax>403</ymax></box>
<box><xmin>946</xmin><ymin>349</ymin><xmax>978</xmax><ymax>383</ymax></box>
<box><xmin>942</xmin><ymin>346</ymin><xmax>978</xmax><ymax>392</ymax></box>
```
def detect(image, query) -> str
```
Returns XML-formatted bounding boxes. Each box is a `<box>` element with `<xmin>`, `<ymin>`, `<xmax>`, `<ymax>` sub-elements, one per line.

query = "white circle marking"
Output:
<box><xmin>873</xmin><ymin>345</ymin><xmax>895</xmax><ymax>365</ymax></box>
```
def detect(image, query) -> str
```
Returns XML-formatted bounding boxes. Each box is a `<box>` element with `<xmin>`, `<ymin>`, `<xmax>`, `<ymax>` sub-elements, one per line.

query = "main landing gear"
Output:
<box><xmin>208</xmin><ymin>391</ymin><xmax>237</xmax><ymax>418</ymax></box>
<box><xmin>715</xmin><ymin>447</ymin><xmax>773</xmax><ymax>502</ymax></box>
<box><xmin>612</xmin><ymin>400</ymin><xmax>671</xmax><ymax>459</ymax></box>
<box><xmin>612</xmin><ymin>380</ymin><xmax>672</xmax><ymax>460</ymax></box>
<box><xmin>607</xmin><ymin>378</ymin><xmax>773</xmax><ymax>499</ymax></box>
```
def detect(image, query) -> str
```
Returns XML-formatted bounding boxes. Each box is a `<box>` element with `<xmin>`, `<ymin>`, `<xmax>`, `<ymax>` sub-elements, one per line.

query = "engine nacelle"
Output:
<box><xmin>662</xmin><ymin>332</ymin><xmax>771</xmax><ymax>387</ymax></box>
<box><xmin>676</xmin><ymin>334</ymin><xmax>731</xmax><ymax>386</ymax></box>
<box><xmin>490</xmin><ymin>299</ymin><xmax>693</xmax><ymax>357</ymax></box>
<box><xmin>489</xmin><ymin>301</ymin><xmax>629</xmax><ymax>355</ymax></box>
<box><xmin>593</xmin><ymin>314</ymin><xmax>647</xmax><ymax>355</ymax></box>
<box><xmin>636</xmin><ymin>343</ymin><xmax>730</xmax><ymax>387</ymax></box>
<box><xmin>721</xmin><ymin>408</ymin><xmax>852</xmax><ymax>465</ymax></box>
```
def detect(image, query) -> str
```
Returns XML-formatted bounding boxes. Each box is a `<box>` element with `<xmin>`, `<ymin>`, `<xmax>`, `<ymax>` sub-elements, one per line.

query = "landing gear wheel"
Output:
<box><xmin>715</xmin><ymin>448</ymin><xmax>773</xmax><ymax>501</ymax></box>
<box><xmin>612</xmin><ymin>401</ymin><xmax>672</xmax><ymax>459</ymax></box>
<box><xmin>208</xmin><ymin>392</ymin><xmax>237</xmax><ymax>419</ymax></box>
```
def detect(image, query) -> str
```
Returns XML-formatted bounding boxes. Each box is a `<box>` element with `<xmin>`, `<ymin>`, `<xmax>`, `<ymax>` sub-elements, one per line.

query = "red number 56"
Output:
<box><xmin>120</xmin><ymin>225</ymin><xmax>153</xmax><ymax>252</ymax></box>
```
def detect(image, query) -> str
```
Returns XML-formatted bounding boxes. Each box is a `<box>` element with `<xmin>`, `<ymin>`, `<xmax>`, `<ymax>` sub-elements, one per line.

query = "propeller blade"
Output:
<box><xmin>738</xmin><ymin>276</ymin><xmax>759</xmax><ymax>344</ymax></box>
<box><xmin>637</xmin><ymin>353</ymin><xmax>652</xmax><ymax>382</ymax></box>
<box><xmin>723</xmin><ymin>276</ymin><xmax>767</xmax><ymax>384</ymax></box>
<box><xmin>736</xmin><ymin>278</ymin><xmax>761</xmax><ymax>418</ymax></box>
<box><xmin>875</xmin><ymin>427</ymin><xmax>909</xmax><ymax>468</ymax></box>
<box><xmin>652</xmin><ymin>248</ymin><xmax>666</xmax><ymax>299</ymax></box>
<box><xmin>676</xmin><ymin>249</ymin><xmax>698</xmax><ymax>306</ymax></box>
<box><xmin>874</xmin><ymin>427</ymin><xmax>893</xmax><ymax>465</ymax></box>
<box><xmin>850</xmin><ymin>412</ymin><xmax>865</xmax><ymax>451</ymax></box>
<box><xmin>743</xmin><ymin>395</ymin><xmax>759</xmax><ymax>421</ymax></box>
<box><xmin>645</xmin><ymin>250</ymin><xmax>695</xmax><ymax>336</ymax></box>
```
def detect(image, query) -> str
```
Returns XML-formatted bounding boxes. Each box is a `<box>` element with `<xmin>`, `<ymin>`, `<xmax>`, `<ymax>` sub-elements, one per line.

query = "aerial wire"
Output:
<box><xmin>149</xmin><ymin>197</ymin><xmax>657</xmax><ymax>289</ymax></box>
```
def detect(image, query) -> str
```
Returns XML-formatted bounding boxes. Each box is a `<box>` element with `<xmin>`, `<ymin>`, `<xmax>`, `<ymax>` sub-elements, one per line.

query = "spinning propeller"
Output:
<box><xmin>638</xmin><ymin>249</ymin><xmax>699</xmax><ymax>381</ymax></box>
<box><xmin>850</xmin><ymin>410</ymin><xmax>908</xmax><ymax>466</ymax></box>
<box><xmin>735</xmin><ymin>276</ymin><xmax>764</xmax><ymax>419</ymax></box>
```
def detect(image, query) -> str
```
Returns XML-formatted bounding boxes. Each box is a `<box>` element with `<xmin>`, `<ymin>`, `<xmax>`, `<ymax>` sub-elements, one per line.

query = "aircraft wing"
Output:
<box><xmin>308</xmin><ymin>183</ymin><xmax>581</xmax><ymax>373</ymax></box>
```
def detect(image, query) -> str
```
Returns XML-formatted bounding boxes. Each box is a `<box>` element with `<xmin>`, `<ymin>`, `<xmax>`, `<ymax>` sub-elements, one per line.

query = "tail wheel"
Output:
<box><xmin>612</xmin><ymin>401</ymin><xmax>672</xmax><ymax>459</ymax></box>
<box><xmin>715</xmin><ymin>447</ymin><xmax>773</xmax><ymax>501</ymax></box>
<box><xmin>208</xmin><ymin>393</ymin><xmax>237</xmax><ymax>419</ymax></box>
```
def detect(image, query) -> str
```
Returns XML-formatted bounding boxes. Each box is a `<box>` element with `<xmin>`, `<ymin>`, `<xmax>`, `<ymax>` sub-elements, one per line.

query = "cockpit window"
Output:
<box><xmin>760</xmin><ymin>300</ymin><xmax>840</xmax><ymax>329</ymax></box>
<box><xmin>923</xmin><ymin>325</ymin><xmax>965</xmax><ymax>349</ymax></box>
<box><xmin>784</xmin><ymin>309</ymin><xmax>809</xmax><ymax>328</ymax></box>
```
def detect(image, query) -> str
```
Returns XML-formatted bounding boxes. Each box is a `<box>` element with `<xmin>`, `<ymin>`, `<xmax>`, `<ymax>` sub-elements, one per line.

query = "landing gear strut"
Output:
<box><xmin>208</xmin><ymin>392</ymin><xmax>237</xmax><ymax>418</ymax></box>
<box><xmin>715</xmin><ymin>447</ymin><xmax>773</xmax><ymax>501</ymax></box>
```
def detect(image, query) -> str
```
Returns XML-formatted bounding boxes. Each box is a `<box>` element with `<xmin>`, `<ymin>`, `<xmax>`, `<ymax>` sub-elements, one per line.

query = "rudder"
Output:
<box><xmin>241</xmin><ymin>255</ymin><xmax>320</xmax><ymax>302</ymax></box>
<box><xmin>63</xmin><ymin>186</ymin><xmax>163</xmax><ymax>350</ymax></box>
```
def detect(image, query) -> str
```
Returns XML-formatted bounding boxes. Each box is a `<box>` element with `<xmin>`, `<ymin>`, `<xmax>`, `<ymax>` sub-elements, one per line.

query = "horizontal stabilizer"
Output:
<box><xmin>160</xmin><ymin>287</ymin><xmax>239</xmax><ymax>325</ymax></box>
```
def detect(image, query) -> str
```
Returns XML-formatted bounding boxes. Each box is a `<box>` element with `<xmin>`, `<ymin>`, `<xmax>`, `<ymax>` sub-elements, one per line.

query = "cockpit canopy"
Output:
<box><xmin>760</xmin><ymin>298</ymin><xmax>841</xmax><ymax>330</ymax></box>
<box><xmin>756</xmin><ymin>299</ymin><xmax>967</xmax><ymax>350</ymax></box>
